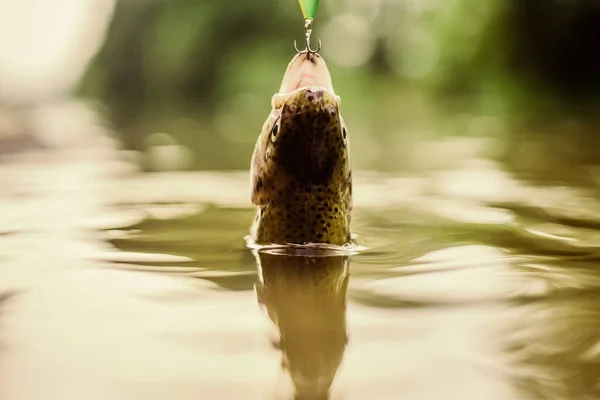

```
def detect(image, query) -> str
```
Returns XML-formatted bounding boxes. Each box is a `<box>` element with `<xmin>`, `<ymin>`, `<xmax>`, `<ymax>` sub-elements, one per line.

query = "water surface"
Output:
<box><xmin>2</xmin><ymin>144</ymin><xmax>600</xmax><ymax>400</ymax></box>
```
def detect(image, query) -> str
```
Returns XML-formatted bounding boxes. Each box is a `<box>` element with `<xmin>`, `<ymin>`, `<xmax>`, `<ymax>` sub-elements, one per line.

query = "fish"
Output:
<box><xmin>249</xmin><ymin>51</ymin><xmax>352</xmax><ymax>246</ymax></box>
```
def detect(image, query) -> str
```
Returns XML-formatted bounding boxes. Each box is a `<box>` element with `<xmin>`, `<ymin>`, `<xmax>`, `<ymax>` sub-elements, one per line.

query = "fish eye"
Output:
<box><xmin>342</xmin><ymin>127</ymin><xmax>347</xmax><ymax>139</ymax></box>
<box><xmin>270</xmin><ymin>121</ymin><xmax>280</xmax><ymax>142</ymax></box>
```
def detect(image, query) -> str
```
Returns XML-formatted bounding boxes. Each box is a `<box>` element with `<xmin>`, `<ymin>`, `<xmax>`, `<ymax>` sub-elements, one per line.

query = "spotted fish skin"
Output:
<box><xmin>250</xmin><ymin>52</ymin><xmax>352</xmax><ymax>246</ymax></box>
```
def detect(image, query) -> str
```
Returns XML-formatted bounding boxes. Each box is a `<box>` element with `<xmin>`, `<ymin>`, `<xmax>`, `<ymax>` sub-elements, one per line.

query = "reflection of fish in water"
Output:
<box><xmin>254</xmin><ymin>250</ymin><xmax>349</xmax><ymax>400</ymax></box>
<box><xmin>249</xmin><ymin>50</ymin><xmax>352</xmax><ymax>246</ymax></box>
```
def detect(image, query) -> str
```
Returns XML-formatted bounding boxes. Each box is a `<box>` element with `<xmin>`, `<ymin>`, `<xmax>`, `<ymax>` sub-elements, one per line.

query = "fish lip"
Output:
<box><xmin>271</xmin><ymin>86</ymin><xmax>340</xmax><ymax>110</ymax></box>
<box><xmin>283</xmin><ymin>86</ymin><xmax>335</xmax><ymax>96</ymax></box>
<box><xmin>290</xmin><ymin>86</ymin><xmax>338</xmax><ymax>100</ymax></box>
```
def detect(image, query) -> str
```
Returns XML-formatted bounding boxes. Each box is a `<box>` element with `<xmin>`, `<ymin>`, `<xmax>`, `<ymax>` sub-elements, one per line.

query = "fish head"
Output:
<box><xmin>251</xmin><ymin>52</ymin><xmax>350</xmax><ymax>206</ymax></box>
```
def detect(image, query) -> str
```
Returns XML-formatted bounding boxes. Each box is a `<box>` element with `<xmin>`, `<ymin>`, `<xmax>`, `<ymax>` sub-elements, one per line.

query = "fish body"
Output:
<box><xmin>249</xmin><ymin>52</ymin><xmax>352</xmax><ymax>245</ymax></box>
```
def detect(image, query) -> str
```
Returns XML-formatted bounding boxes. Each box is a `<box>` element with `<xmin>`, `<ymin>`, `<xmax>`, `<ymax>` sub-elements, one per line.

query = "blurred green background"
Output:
<box><xmin>3</xmin><ymin>0</ymin><xmax>600</xmax><ymax>179</ymax></box>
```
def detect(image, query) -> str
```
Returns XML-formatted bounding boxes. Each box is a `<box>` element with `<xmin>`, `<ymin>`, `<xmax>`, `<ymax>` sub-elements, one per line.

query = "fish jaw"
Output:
<box><xmin>278</xmin><ymin>52</ymin><xmax>335</xmax><ymax>95</ymax></box>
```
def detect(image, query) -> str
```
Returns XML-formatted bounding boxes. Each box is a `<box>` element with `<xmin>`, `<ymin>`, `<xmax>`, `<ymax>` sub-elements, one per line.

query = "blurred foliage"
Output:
<box><xmin>78</xmin><ymin>0</ymin><xmax>600</xmax><ymax>172</ymax></box>
<box><xmin>418</xmin><ymin>0</ymin><xmax>600</xmax><ymax>117</ymax></box>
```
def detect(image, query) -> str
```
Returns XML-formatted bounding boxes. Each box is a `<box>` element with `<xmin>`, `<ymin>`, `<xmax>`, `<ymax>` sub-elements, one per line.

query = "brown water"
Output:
<box><xmin>2</xmin><ymin>139</ymin><xmax>600</xmax><ymax>400</ymax></box>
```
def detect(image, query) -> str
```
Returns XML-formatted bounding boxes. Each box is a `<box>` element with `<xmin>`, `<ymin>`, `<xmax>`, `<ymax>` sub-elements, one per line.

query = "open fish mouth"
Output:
<box><xmin>278</xmin><ymin>52</ymin><xmax>335</xmax><ymax>95</ymax></box>
<box><xmin>271</xmin><ymin>51</ymin><xmax>341</xmax><ymax>111</ymax></box>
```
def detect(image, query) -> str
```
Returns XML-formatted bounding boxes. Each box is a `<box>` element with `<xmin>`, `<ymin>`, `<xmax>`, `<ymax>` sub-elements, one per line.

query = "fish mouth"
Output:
<box><xmin>278</xmin><ymin>52</ymin><xmax>335</xmax><ymax>95</ymax></box>
<box><xmin>272</xmin><ymin>52</ymin><xmax>340</xmax><ymax>110</ymax></box>
<box><xmin>284</xmin><ymin>71</ymin><xmax>324</xmax><ymax>94</ymax></box>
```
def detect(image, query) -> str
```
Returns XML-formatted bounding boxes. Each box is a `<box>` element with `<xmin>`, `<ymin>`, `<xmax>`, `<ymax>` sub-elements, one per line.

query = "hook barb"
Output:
<box><xmin>294</xmin><ymin>37</ymin><xmax>322</xmax><ymax>54</ymax></box>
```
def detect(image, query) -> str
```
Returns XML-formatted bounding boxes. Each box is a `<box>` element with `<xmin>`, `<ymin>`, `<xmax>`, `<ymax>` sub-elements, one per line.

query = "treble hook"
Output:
<box><xmin>294</xmin><ymin>19</ymin><xmax>322</xmax><ymax>53</ymax></box>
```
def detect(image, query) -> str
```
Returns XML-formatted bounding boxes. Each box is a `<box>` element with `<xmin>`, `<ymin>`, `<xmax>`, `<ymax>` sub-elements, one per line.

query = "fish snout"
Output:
<box><xmin>305</xmin><ymin>88</ymin><xmax>324</xmax><ymax>103</ymax></box>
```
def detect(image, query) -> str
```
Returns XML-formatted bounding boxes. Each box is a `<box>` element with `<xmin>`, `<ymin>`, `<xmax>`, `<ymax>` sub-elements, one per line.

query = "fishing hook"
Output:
<box><xmin>294</xmin><ymin>19</ymin><xmax>321</xmax><ymax>53</ymax></box>
<box><xmin>294</xmin><ymin>36</ymin><xmax>322</xmax><ymax>53</ymax></box>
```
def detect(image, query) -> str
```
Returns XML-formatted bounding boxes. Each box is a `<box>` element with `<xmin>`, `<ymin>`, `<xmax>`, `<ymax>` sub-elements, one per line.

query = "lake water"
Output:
<box><xmin>2</xmin><ymin>131</ymin><xmax>600</xmax><ymax>400</ymax></box>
